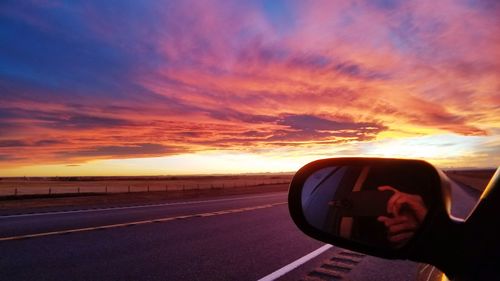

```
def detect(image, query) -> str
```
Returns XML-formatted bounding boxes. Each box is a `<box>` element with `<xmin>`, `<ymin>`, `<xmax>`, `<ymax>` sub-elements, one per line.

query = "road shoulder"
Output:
<box><xmin>0</xmin><ymin>184</ymin><xmax>288</xmax><ymax>216</ymax></box>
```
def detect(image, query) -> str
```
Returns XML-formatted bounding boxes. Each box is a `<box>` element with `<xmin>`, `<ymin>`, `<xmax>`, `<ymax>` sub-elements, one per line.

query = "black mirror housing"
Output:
<box><xmin>288</xmin><ymin>157</ymin><xmax>450</xmax><ymax>260</ymax></box>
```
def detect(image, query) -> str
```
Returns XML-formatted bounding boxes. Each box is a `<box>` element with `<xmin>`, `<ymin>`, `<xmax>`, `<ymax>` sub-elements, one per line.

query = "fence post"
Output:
<box><xmin>14</xmin><ymin>187</ymin><xmax>18</xmax><ymax>196</ymax></box>
<box><xmin>105</xmin><ymin>185</ymin><xmax>108</xmax><ymax>193</ymax></box>
<box><xmin>147</xmin><ymin>185</ymin><xmax>150</xmax><ymax>192</ymax></box>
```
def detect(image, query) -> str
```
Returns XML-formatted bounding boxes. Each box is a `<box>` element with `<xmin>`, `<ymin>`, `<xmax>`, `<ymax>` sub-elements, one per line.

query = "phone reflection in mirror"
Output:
<box><xmin>301</xmin><ymin>164</ymin><xmax>433</xmax><ymax>249</ymax></box>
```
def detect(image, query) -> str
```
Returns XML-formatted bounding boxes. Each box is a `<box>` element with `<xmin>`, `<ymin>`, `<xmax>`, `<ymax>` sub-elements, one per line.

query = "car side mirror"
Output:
<box><xmin>288</xmin><ymin>157</ymin><xmax>450</xmax><ymax>259</ymax></box>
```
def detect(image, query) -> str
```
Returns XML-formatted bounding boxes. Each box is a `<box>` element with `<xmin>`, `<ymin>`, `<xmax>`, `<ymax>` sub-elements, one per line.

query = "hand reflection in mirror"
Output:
<box><xmin>377</xmin><ymin>185</ymin><xmax>428</xmax><ymax>247</ymax></box>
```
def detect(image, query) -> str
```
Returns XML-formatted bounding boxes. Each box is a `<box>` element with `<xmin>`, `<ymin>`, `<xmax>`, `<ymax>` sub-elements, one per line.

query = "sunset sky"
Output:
<box><xmin>1</xmin><ymin>0</ymin><xmax>499</xmax><ymax>176</ymax></box>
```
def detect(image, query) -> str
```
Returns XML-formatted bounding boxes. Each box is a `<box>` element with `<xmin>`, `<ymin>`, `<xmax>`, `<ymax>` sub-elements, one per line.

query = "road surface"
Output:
<box><xmin>0</xmin><ymin>180</ymin><xmax>479</xmax><ymax>281</ymax></box>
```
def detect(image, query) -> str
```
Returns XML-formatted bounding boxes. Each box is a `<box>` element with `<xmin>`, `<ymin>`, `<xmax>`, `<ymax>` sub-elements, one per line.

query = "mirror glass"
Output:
<box><xmin>301</xmin><ymin>162</ymin><xmax>437</xmax><ymax>249</ymax></box>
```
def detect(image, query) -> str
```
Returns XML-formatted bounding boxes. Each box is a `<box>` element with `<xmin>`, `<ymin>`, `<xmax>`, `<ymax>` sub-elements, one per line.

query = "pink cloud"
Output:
<box><xmin>1</xmin><ymin>0</ymin><xmax>499</xmax><ymax>169</ymax></box>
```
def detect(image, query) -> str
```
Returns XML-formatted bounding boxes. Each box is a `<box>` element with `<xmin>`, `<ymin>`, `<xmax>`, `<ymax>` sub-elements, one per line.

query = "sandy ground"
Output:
<box><xmin>0</xmin><ymin>174</ymin><xmax>293</xmax><ymax>196</ymax></box>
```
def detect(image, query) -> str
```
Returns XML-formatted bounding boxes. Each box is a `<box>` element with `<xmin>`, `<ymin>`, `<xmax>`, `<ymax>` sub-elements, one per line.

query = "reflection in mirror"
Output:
<box><xmin>301</xmin><ymin>163</ymin><xmax>436</xmax><ymax>249</ymax></box>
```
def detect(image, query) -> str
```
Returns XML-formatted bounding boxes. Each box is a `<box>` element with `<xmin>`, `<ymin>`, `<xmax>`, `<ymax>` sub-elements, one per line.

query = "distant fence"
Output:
<box><xmin>0</xmin><ymin>180</ymin><xmax>291</xmax><ymax>197</ymax></box>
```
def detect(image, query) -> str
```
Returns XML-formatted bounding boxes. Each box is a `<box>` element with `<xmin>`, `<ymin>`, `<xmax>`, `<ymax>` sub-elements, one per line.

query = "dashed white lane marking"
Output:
<box><xmin>425</xmin><ymin>267</ymin><xmax>436</xmax><ymax>281</ymax></box>
<box><xmin>0</xmin><ymin>202</ymin><xmax>287</xmax><ymax>242</ymax></box>
<box><xmin>257</xmin><ymin>244</ymin><xmax>334</xmax><ymax>281</ymax></box>
<box><xmin>0</xmin><ymin>192</ymin><xmax>286</xmax><ymax>219</ymax></box>
<box><xmin>419</xmin><ymin>264</ymin><xmax>431</xmax><ymax>274</ymax></box>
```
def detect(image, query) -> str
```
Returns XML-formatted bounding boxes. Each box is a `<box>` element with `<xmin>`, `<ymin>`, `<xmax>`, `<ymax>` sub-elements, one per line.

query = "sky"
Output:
<box><xmin>0</xmin><ymin>0</ymin><xmax>499</xmax><ymax>176</ymax></box>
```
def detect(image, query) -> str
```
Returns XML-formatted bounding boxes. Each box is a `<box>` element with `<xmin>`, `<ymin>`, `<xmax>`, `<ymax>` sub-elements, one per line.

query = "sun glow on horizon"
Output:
<box><xmin>364</xmin><ymin>134</ymin><xmax>483</xmax><ymax>158</ymax></box>
<box><xmin>1</xmin><ymin>133</ymin><xmax>497</xmax><ymax>177</ymax></box>
<box><xmin>0</xmin><ymin>153</ymin><xmax>308</xmax><ymax>177</ymax></box>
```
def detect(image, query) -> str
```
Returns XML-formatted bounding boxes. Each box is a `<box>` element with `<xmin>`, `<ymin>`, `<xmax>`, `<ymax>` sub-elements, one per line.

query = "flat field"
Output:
<box><xmin>0</xmin><ymin>174</ymin><xmax>293</xmax><ymax>214</ymax></box>
<box><xmin>0</xmin><ymin>174</ymin><xmax>293</xmax><ymax>197</ymax></box>
<box><xmin>1</xmin><ymin>168</ymin><xmax>495</xmax><ymax>197</ymax></box>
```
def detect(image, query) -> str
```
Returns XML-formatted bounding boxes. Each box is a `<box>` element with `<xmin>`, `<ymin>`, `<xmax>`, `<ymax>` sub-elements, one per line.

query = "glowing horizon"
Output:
<box><xmin>1</xmin><ymin>0</ymin><xmax>499</xmax><ymax>176</ymax></box>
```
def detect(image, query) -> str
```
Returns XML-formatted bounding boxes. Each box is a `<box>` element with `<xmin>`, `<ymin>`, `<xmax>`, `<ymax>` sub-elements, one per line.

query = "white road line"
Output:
<box><xmin>419</xmin><ymin>264</ymin><xmax>431</xmax><ymax>274</ymax></box>
<box><xmin>0</xmin><ymin>202</ymin><xmax>287</xmax><ymax>241</ymax></box>
<box><xmin>425</xmin><ymin>267</ymin><xmax>436</xmax><ymax>281</ymax></box>
<box><xmin>0</xmin><ymin>192</ymin><xmax>286</xmax><ymax>219</ymax></box>
<box><xmin>257</xmin><ymin>244</ymin><xmax>334</xmax><ymax>281</ymax></box>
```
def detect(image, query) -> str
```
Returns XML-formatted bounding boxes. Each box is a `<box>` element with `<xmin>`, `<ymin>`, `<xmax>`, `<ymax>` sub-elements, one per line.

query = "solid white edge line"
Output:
<box><xmin>257</xmin><ymin>244</ymin><xmax>333</xmax><ymax>281</ymax></box>
<box><xmin>0</xmin><ymin>192</ymin><xmax>286</xmax><ymax>219</ymax></box>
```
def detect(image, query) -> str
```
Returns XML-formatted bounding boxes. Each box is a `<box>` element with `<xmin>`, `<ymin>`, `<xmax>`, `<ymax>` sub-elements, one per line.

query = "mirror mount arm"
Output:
<box><xmin>407</xmin><ymin>211</ymin><xmax>465</xmax><ymax>279</ymax></box>
<box><xmin>449</xmin><ymin>169</ymin><xmax>500</xmax><ymax>280</ymax></box>
<box><xmin>410</xmin><ymin>168</ymin><xmax>500</xmax><ymax>280</ymax></box>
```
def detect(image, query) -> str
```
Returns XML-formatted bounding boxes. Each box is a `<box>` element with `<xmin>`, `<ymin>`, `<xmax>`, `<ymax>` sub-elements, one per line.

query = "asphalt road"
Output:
<box><xmin>0</xmin><ymin>180</ymin><xmax>479</xmax><ymax>281</ymax></box>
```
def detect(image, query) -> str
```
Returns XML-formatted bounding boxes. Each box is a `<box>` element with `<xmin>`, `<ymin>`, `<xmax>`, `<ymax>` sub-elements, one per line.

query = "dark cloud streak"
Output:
<box><xmin>57</xmin><ymin>143</ymin><xmax>181</xmax><ymax>159</ymax></box>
